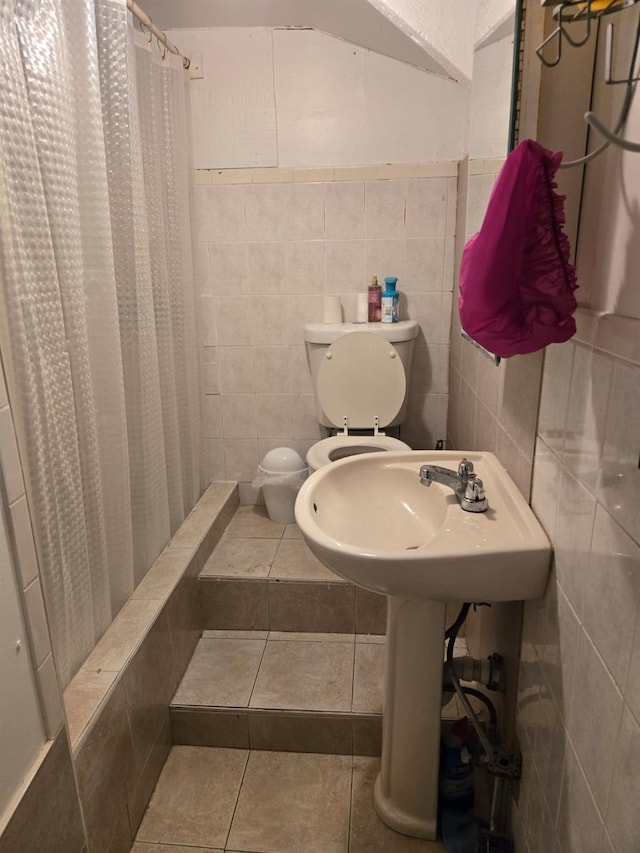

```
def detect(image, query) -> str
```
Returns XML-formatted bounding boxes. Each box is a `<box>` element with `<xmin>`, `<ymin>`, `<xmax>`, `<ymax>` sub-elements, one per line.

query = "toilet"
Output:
<box><xmin>304</xmin><ymin>320</ymin><xmax>419</xmax><ymax>472</ymax></box>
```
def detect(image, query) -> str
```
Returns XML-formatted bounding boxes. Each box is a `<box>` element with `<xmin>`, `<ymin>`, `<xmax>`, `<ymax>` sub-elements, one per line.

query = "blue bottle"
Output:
<box><xmin>381</xmin><ymin>276</ymin><xmax>399</xmax><ymax>323</ymax></box>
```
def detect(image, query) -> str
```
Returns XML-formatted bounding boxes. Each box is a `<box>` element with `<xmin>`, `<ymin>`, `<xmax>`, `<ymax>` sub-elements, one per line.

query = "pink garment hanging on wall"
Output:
<box><xmin>459</xmin><ymin>139</ymin><xmax>578</xmax><ymax>358</ymax></box>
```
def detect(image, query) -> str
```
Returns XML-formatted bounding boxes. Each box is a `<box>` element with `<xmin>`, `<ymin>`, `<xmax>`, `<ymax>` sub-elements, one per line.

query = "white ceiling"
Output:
<box><xmin>141</xmin><ymin>0</ymin><xmax>478</xmax><ymax>82</ymax></box>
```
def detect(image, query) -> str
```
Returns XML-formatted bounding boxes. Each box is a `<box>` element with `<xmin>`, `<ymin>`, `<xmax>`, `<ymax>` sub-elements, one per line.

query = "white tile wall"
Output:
<box><xmin>194</xmin><ymin>168</ymin><xmax>458</xmax><ymax>496</ymax></box>
<box><xmin>448</xmin><ymin>162</ymin><xmax>544</xmax><ymax>501</ymax></box>
<box><xmin>514</xmin><ymin>318</ymin><xmax>640</xmax><ymax>852</ymax></box>
<box><xmin>10</xmin><ymin>496</ymin><xmax>39</xmax><ymax>589</ymax></box>
<box><xmin>23</xmin><ymin>579</ymin><xmax>51</xmax><ymax>668</ymax></box>
<box><xmin>0</xmin><ymin>363</ymin><xmax>62</xmax><ymax>738</ymax></box>
<box><xmin>0</xmin><ymin>406</ymin><xmax>26</xmax><ymax>504</ymax></box>
<box><xmin>453</xmin><ymin>160</ymin><xmax>640</xmax><ymax>853</ymax></box>
<box><xmin>34</xmin><ymin>653</ymin><xmax>64</xmax><ymax>737</ymax></box>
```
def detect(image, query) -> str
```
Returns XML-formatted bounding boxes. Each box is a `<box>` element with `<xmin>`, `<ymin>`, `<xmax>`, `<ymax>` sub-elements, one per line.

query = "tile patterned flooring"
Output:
<box><xmin>173</xmin><ymin>631</ymin><xmax>386</xmax><ymax>715</ymax></box>
<box><xmin>200</xmin><ymin>508</ymin><xmax>338</xmax><ymax>583</ymax></box>
<box><xmin>131</xmin><ymin>504</ymin><xmax>465</xmax><ymax>852</ymax></box>
<box><xmin>132</xmin><ymin>747</ymin><xmax>447</xmax><ymax>852</ymax></box>
<box><xmin>174</xmin><ymin>630</ymin><xmax>467</xmax><ymax>719</ymax></box>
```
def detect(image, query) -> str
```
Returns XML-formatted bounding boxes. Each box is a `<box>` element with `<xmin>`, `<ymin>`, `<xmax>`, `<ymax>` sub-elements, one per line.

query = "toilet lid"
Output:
<box><xmin>316</xmin><ymin>332</ymin><xmax>406</xmax><ymax>429</ymax></box>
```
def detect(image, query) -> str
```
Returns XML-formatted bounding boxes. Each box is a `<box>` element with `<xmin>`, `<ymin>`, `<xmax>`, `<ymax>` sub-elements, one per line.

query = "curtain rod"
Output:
<box><xmin>126</xmin><ymin>0</ymin><xmax>191</xmax><ymax>69</ymax></box>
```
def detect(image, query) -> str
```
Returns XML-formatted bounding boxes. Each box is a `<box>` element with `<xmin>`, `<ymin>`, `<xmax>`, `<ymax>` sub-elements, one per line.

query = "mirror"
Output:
<box><xmin>465</xmin><ymin>5</ymin><xmax>519</xmax><ymax>241</ymax></box>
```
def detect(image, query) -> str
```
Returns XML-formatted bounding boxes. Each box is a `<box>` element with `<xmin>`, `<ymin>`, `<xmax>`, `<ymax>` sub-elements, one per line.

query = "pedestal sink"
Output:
<box><xmin>294</xmin><ymin>450</ymin><xmax>551</xmax><ymax>840</ymax></box>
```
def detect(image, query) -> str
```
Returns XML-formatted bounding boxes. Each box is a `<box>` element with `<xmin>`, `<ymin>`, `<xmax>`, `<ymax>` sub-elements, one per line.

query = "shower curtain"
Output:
<box><xmin>0</xmin><ymin>0</ymin><xmax>202</xmax><ymax>687</ymax></box>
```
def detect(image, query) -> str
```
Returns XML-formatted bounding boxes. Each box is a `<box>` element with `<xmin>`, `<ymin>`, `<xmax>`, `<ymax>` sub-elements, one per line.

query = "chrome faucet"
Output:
<box><xmin>419</xmin><ymin>458</ymin><xmax>489</xmax><ymax>513</ymax></box>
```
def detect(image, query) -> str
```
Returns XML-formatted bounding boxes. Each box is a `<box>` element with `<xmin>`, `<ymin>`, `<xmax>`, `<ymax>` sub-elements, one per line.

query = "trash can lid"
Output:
<box><xmin>259</xmin><ymin>447</ymin><xmax>306</xmax><ymax>474</ymax></box>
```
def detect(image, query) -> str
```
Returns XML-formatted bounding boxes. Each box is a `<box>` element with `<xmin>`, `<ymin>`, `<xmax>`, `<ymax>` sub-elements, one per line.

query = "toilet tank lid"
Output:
<box><xmin>304</xmin><ymin>320</ymin><xmax>418</xmax><ymax>344</ymax></box>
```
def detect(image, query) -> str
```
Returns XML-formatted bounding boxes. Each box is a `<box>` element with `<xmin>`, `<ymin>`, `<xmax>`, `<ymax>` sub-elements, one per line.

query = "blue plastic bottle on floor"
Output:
<box><xmin>439</xmin><ymin>717</ymin><xmax>474</xmax><ymax>812</ymax></box>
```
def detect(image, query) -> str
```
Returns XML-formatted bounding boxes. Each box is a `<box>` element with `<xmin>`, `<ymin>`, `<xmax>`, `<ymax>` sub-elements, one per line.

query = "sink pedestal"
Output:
<box><xmin>374</xmin><ymin>595</ymin><xmax>446</xmax><ymax>840</ymax></box>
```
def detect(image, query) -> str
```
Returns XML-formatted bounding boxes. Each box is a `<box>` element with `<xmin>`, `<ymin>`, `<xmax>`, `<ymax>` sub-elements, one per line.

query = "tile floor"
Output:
<box><xmin>173</xmin><ymin>631</ymin><xmax>385</xmax><ymax>714</ymax></box>
<box><xmin>134</xmin><ymin>505</ymin><xmax>469</xmax><ymax>851</ymax></box>
<box><xmin>173</xmin><ymin>630</ymin><xmax>467</xmax><ymax>720</ymax></box>
<box><xmin>200</xmin><ymin>508</ymin><xmax>339</xmax><ymax>583</ymax></box>
<box><xmin>132</xmin><ymin>746</ymin><xmax>447</xmax><ymax>852</ymax></box>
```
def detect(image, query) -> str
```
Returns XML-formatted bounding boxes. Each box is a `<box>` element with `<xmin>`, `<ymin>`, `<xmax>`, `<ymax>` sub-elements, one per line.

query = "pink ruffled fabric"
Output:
<box><xmin>459</xmin><ymin>139</ymin><xmax>578</xmax><ymax>358</ymax></box>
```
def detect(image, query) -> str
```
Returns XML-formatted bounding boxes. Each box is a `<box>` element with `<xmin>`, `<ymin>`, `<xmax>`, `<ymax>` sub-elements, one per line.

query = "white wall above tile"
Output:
<box><xmin>275</xmin><ymin>29</ymin><xmax>468</xmax><ymax>168</ymax></box>
<box><xmin>171</xmin><ymin>29</ymin><xmax>278</xmax><ymax>170</ymax></box>
<box><xmin>167</xmin><ymin>28</ymin><xmax>468</xmax><ymax>169</ymax></box>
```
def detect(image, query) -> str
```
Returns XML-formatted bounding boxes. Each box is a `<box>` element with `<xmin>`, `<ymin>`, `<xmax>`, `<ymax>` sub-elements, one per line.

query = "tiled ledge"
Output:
<box><xmin>193</xmin><ymin>161</ymin><xmax>459</xmax><ymax>186</ymax></box>
<box><xmin>61</xmin><ymin>481</ymin><xmax>239</xmax><ymax>850</ymax></box>
<box><xmin>0</xmin><ymin>732</ymin><xmax>85</xmax><ymax>853</ymax></box>
<box><xmin>64</xmin><ymin>481</ymin><xmax>238</xmax><ymax>751</ymax></box>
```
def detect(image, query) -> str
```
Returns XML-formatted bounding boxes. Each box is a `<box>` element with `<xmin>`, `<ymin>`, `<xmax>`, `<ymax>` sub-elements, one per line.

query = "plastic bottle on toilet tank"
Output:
<box><xmin>381</xmin><ymin>277</ymin><xmax>399</xmax><ymax>323</ymax></box>
<box><xmin>368</xmin><ymin>276</ymin><xmax>382</xmax><ymax>322</ymax></box>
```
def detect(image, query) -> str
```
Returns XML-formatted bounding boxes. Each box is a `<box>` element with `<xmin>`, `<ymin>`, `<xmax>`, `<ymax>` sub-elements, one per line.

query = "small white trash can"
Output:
<box><xmin>253</xmin><ymin>447</ymin><xmax>308</xmax><ymax>523</ymax></box>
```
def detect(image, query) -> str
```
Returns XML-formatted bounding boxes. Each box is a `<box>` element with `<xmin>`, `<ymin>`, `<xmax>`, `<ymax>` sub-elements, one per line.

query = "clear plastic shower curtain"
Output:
<box><xmin>0</xmin><ymin>0</ymin><xmax>202</xmax><ymax>686</ymax></box>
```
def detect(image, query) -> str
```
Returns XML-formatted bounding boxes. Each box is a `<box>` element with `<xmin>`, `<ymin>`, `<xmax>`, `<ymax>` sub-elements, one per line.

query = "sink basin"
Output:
<box><xmin>295</xmin><ymin>450</ymin><xmax>551</xmax><ymax>602</ymax></box>
<box><xmin>296</xmin><ymin>450</ymin><xmax>551</xmax><ymax>840</ymax></box>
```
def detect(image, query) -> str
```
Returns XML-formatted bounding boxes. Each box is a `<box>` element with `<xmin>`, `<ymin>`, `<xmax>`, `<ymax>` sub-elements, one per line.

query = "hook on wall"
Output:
<box><xmin>536</xmin><ymin>0</ymin><xmax>638</xmax><ymax>67</ymax></box>
<box><xmin>537</xmin><ymin>2</ymin><xmax>640</xmax><ymax>167</ymax></box>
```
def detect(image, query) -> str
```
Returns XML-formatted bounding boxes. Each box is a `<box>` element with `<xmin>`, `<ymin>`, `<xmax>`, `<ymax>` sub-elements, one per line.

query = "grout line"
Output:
<box><xmin>347</xmin><ymin>751</ymin><xmax>356</xmax><ymax>852</ymax></box>
<box><xmin>265</xmin><ymin>574</ymin><xmax>272</xmax><ymax>633</ymax></box>
<box><xmin>224</xmin><ymin>747</ymin><xmax>252</xmax><ymax>851</ymax></box>
<box><xmin>270</xmin><ymin>28</ymin><xmax>280</xmax><ymax>172</ymax></box>
<box><xmin>350</xmin><ymin>631</ymin><xmax>357</xmax><ymax>714</ymax></box>
<box><xmin>268</xmin><ymin>534</ymin><xmax>284</xmax><ymax>578</ymax></box>
<box><xmin>246</xmin><ymin>635</ymin><xmax>269</xmax><ymax>714</ymax></box>
<box><xmin>195</xmin><ymin>162</ymin><xmax>459</xmax><ymax>186</ymax></box>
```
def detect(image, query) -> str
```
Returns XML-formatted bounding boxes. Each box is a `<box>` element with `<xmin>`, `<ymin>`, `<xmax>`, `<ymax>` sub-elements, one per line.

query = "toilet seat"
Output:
<box><xmin>316</xmin><ymin>332</ymin><xmax>405</xmax><ymax>432</ymax></box>
<box><xmin>307</xmin><ymin>435</ymin><xmax>410</xmax><ymax>473</ymax></box>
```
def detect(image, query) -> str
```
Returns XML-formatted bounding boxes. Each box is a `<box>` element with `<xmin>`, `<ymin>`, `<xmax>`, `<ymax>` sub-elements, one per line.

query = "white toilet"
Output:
<box><xmin>304</xmin><ymin>320</ymin><xmax>419</xmax><ymax>472</ymax></box>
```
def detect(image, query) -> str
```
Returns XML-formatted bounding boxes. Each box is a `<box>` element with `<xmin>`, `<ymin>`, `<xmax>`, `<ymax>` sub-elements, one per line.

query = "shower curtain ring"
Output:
<box><xmin>155</xmin><ymin>36</ymin><xmax>167</xmax><ymax>59</ymax></box>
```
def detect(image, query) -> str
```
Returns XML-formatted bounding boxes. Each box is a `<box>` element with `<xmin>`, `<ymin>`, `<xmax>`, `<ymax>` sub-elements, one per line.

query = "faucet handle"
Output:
<box><xmin>461</xmin><ymin>475</ymin><xmax>489</xmax><ymax>513</ymax></box>
<box><xmin>458</xmin><ymin>458</ymin><xmax>474</xmax><ymax>478</ymax></box>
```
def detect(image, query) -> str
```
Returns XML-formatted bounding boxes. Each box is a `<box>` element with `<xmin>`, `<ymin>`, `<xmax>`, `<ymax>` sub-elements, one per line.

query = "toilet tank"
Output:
<box><xmin>304</xmin><ymin>321</ymin><xmax>419</xmax><ymax>429</ymax></box>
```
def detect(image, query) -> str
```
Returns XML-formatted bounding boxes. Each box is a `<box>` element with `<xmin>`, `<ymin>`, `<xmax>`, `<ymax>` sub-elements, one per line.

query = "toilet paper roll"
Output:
<box><xmin>323</xmin><ymin>295</ymin><xmax>342</xmax><ymax>324</ymax></box>
<box><xmin>356</xmin><ymin>293</ymin><xmax>368</xmax><ymax>323</ymax></box>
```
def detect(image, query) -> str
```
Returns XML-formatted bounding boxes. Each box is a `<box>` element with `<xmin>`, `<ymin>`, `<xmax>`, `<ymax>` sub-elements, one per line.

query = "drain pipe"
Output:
<box><xmin>446</xmin><ymin>632</ymin><xmax>495</xmax><ymax>764</ymax></box>
<box><xmin>448</xmin><ymin>654</ymin><xmax>504</xmax><ymax>691</ymax></box>
<box><xmin>444</xmin><ymin>604</ymin><xmax>522</xmax><ymax>843</ymax></box>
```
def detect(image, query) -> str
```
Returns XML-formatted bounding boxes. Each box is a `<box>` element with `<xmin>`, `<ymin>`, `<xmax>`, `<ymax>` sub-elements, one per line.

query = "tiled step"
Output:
<box><xmin>186</xmin><ymin>504</ymin><xmax>473</xmax><ymax>758</ymax></box>
<box><xmin>198</xmin><ymin>505</ymin><xmax>387</xmax><ymax>634</ymax></box>
<box><xmin>170</xmin><ymin>630</ymin><xmax>468</xmax><ymax>757</ymax></box>
<box><xmin>171</xmin><ymin>630</ymin><xmax>384</xmax><ymax>755</ymax></box>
